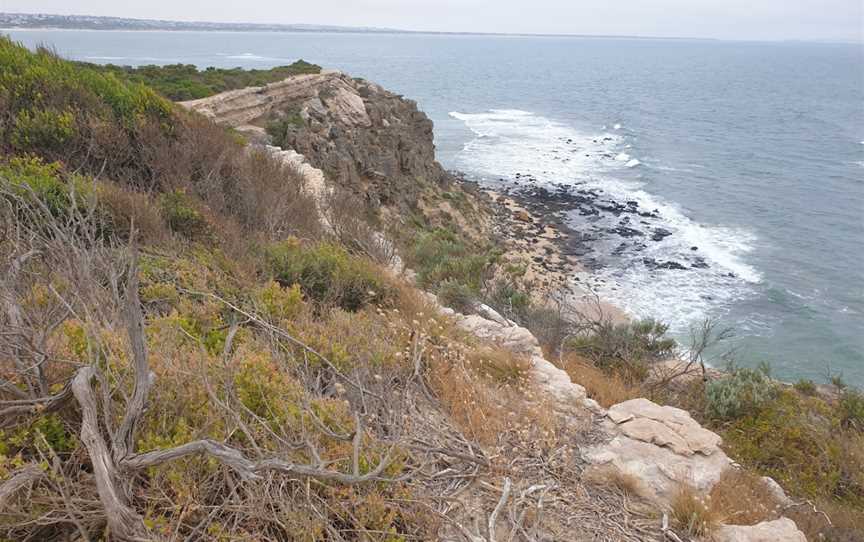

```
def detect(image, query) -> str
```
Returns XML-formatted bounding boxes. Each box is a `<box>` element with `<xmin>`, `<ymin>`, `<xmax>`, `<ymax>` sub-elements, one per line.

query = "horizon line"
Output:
<box><xmin>1</xmin><ymin>11</ymin><xmax>861</xmax><ymax>45</ymax></box>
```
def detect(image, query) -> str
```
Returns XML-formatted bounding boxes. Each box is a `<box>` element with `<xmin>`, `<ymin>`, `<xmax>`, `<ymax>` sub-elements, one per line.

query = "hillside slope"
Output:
<box><xmin>1</xmin><ymin>38</ymin><xmax>859</xmax><ymax>541</ymax></box>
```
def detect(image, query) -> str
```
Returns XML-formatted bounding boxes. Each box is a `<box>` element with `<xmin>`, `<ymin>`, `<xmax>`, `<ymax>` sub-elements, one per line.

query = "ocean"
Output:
<box><xmin>5</xmin><ymin>29</ymin><xmax>863</xmax><ymax>385</ymax></box>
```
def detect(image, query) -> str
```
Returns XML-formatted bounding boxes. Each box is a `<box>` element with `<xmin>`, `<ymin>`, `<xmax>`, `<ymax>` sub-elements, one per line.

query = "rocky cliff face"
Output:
<box><xmin>181</xmin><ymin>71</ymin><xmax>450</xmax><ymax>211</ymax></box>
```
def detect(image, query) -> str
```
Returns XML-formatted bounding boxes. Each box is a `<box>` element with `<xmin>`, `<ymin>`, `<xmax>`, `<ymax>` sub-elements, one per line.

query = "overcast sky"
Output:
<box><xmin>2</xmin><ymin>0</ymin><xmax>862</xmax><ymax>42</ymax></box>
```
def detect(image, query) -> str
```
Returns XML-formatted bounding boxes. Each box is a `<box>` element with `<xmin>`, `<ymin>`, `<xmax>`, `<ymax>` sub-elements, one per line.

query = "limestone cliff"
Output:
<box><xmin>181</xmin><ymin>70</ymin><xmax>450</xmax><ymax>212</ymax></box>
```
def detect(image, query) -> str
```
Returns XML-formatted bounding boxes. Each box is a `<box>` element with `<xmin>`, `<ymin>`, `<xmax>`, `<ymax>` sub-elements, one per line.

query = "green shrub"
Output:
<box><xmin>160</xmin><ymin>190</ymin><xmax>209</xmax><ymax>239</ymax></box>
<box><xmin>705</xmin><ymin>366</ymin><xmax>777</xmax><ymax>421</ymax></box>
<box><xmin>407</xmin><ymin>228</ymin><xmax>496</xmax><ymax>292</ymax></box>
<box><xmin>566</xmin><ymin>318</ymin><xmax>676</xmax><ymax>380</ymax></box>
<box><xmin>485</xmin><ymin>278</ymin><xmax>531</xmax><ymax>321</ymax></box>
<box><xmin>265</xmin><ymin>240</ymin><xmax>390</xmax><ymax>312</ymax></box>
<box><xmin>0</xmin><ymin>155</ymin><xmax>93</xmax><ymax>217</ymax></box>
<box><xmin>85</xmin><ymin>61</ymin><xmax>322</xmax><ymax>101</ymax></box>
<box><xmin>11</xmin><ymin>108</ymin><xmax>75</xmax><ymax>150</ymax></box>
<box><xmin>266</xmin><ymin>110</ymin><xmax>305</xmax><ymax>147</ymax></box>
<box><xmin>838</xmin><ymin>388</ymin><xmax>864</xmax><ymax>431</ymax></box>
<box><xmin>722</xmin><ymin>390</ymin><xmax>863</xmax><ymax>504</ymax></box>
<box><xmin>436</xmin><ymin>279</ymin><xmax>476</xmax><ymax>314</ymax></box>
<box><xmin>794</xmin><ymin>378</ymin><xmax>817</xmax><ymax>396</ymax></box>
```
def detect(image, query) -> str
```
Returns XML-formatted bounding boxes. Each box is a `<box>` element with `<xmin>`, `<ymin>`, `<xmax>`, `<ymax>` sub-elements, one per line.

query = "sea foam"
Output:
<box><xmin>450</xmin><ymin>109</ymin><xmax>761</xmax><ymax>331</ymax></box>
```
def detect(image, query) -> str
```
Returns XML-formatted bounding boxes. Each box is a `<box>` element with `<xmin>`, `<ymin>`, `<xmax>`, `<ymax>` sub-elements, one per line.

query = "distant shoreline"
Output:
<box><xmin>0</xmin><ymin>26</ymin><xmax>720</xmax><ymax>41</ymax></box>
<box><xmin>3</xmin><ymin>25</ymin><xmax>859</xmax><ymax>46</ymax></box>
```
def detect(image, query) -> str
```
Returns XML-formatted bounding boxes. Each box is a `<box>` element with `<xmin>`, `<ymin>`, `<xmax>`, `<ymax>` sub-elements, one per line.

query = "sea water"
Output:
<box><xmin>5</xmin><ymin>30</ymin><xmax>862</xmax><ymax>385</ymax></box>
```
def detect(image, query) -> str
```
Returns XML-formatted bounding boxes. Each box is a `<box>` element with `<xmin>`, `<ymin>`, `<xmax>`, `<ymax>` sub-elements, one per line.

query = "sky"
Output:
<box><xmin>1</xmin><ymin>0</ymin><xmax>862</xmax><ymax>42</ymax></box>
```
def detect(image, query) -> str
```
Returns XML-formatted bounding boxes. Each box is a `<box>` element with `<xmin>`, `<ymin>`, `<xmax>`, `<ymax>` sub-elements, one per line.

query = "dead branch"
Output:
<box><xmin>0</xmin><ymin>464</ymin><xmax>46</xmax><ymax>510</ymax></box>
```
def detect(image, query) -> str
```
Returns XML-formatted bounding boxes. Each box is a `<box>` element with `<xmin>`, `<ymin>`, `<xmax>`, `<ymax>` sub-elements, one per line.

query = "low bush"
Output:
<box><xmin>160</xmin><ymin>190</ymin><xmax>210</xmax><ymax>239</ymax></box>
<box><xmin>793</xmin><ymin>378</ymin><xmax>817</xmax><ymax>396</ymax></box>
<box><xmin>0</xmin><ymin>155</ymin><xmax>94</xmax><ymax>218</ymax></box>
<box><xmin>265</xmin><ymin>240</ymin><xmax>391</xmax><ymax>312</ymax></box>
<box><xmin>566</xmin><ymin>318</ymin><xmax>676</xmax><ymax>381</ymax></box>
<box><xmin>406</xmin><ymin>228</ymin><xmax>497</xmax><ymax>294</ymax></box>
<box><xmin>705</xmin><ymin>366</ymin><xmax>777</xmax><ymax>421</ymax></box>
<box><xmin>838</xmin><ymin>388</ymin><xmax>864</xmax><ymax>431</ymax></box>
<box><xmin>436</xmin><ymin>279</ymin><xmax>476</xmax><ymax>314</ymax></box>
<box><xmin>266</xmin><ymin>110</ymin><xmax>305</xmax><ymax>147</ymax></box>
<box><xmin>721</xmin><ymin>389</ymin><xmax>863</xmax><ymax>505</ymax></box>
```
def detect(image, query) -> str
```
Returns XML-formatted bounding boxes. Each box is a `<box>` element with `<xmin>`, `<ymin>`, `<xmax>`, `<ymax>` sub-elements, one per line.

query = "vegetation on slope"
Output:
<box><xmin>548</xmin><ymin>317</ymin><xmax>864</xmax><ymax>540</ymax></box>
<box><xmin>0</xmin><ymin>38</ymin><xmax>571</xmax><ymax>541</ymax></box>
<box><xmin>83</xmin><ymin>61</ymin><xmax>322</xmax><ymax>101</ymax></box>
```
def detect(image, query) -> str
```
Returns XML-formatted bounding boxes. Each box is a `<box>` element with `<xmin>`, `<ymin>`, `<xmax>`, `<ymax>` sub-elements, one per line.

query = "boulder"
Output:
<box><xmin>583</xmin><ymin>398</ymin><xmax>730</xmax><ymax>503</ymax></box>
<box><xmin>583</xmin><ymin>431</ymin><xmax>730</xmax><ymax>503</ymax></box>
<box><xmin>714</xmin><ymin>518</ymin><xmax>806</xmax><ymax>542</ymax></box>
<box><xmin>607</xmin><ymin>398</ymin><xmax>722</xmax><ymax>455</ymax></box>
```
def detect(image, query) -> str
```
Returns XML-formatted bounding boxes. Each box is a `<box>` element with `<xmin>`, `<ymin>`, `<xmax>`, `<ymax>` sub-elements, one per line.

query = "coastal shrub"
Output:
<box><xmin>407</xmin><ymin>228</ymin><xmax>497</xmax><ymax>292</ymax></box>
<box><xmin>793</xmin><ymin>378</ymin><xmax>817</xmax><ymax>396</ymax></box>
<box><xmin>436</xmin><ymin>279</ymin><xmax>476</xmax><ymax>313</ymax></box>
<box><xmin>0</xmin><ymin>155</ymin><xmax>94</xmax><ymax>218</ymax></box>
<box><xmin>566</xmin><ymin>318</ymin><xmax>676</xmax><ymax>380</ymax></box>
<box><xmin>721</xmin><ymin>389</ymin><xmax>864</xmax><ymax>504</ymax></box>
<box><xmin>266</xmin><ymin>110</ymin><xmax>305</xmax><ymax>147</ymax></box>
<box><xmin>485</xmin><ymin>278</ymin><xmax>531</xmax><ymax>322</ymax></box>
<box><xmin>265</xmin><ymin>240</ymin><xmax>390</xmax><ymax>312</ymax></box>
<box><xmin>96</xmin><ymin>180</ymin><xmax>169</xmax><ymax>242</ymax></box>
<box><xmin>160</xmin><ymin>190</ymin><xmax>210</xmax><ymax>239</ymax></box>
<box><xmin>10</xmin><ymin>108</ymin><xmax>75</xmax><ymax>150</ymax></box>
<box><xmin>704</xmin><ymin>366</ymin><xmax>776</xmax><ymax>421</ymax></box>
<box><xmin>838</xmin><ymin>388</ymin><xmax>864</xmax><ymax>431</ymax></box>
<box><xmin>87</xmin><ymin>61</ymin><xmax>322</xmax><ymax>101</ymax></box>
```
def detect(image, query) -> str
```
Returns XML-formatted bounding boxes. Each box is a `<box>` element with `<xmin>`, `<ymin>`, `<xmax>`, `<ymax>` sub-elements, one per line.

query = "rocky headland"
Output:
<box><xmin>180</xmin><ymin>71</ymin><xmax>812</xmax><ymax>541</ymax></box>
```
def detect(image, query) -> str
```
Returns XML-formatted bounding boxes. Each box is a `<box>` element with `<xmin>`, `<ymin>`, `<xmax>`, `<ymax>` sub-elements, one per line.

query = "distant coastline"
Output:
<box><xmin>0</xmin><ymin>12</ymin><xmax>725</xmax><ymax>41</ymax></box>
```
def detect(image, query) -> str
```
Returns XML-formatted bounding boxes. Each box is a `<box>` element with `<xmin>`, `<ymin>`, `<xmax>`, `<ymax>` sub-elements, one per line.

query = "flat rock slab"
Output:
<box><xmin>714</xmin><ymin>518</ymin><xmax>807</xmax><ymax>542</ymax></box>
<box><xmin>608</xmin><ymin>398</ymin><xmax>722</xmax><ymax>456</ymax></box>
<box><xmin>582</xmin><ymin>431</ymin><xmax>730</xmax><ymax>503</ymax></box>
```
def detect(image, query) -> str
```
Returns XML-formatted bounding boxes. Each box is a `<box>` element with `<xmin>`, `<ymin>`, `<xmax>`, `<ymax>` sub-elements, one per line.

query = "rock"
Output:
<box><xmin>651</xmin><ymin>228</ymin><xmax>673</xmax><ymax>242</ymax></box>
<box><xmin>514</xmin><ymin>210</ymin><xmax>533</xmax><ymax>223</ymax></box>
<box><xmin>582</xmin><ymin>432</ymin><xmax>730</xmax><ymax>503</ymax></box>
<box><xmin>714</xmin><ymin>518</ymin><xmax>806</xmax><ymax>542</ymax></box>
<box><xmin>583</xmin><ymin>398</ymin><xmax>730</xmax><ymax>503</ymax></box>
<box><xmin>607</xmin><ymin>398</ymin><xmax>722</xmax><ymax>455</ymax></box>
<box><xmin>761</xmin><ymin>476</ymin><xmax>794</xmax><ymax>506</ymax></box>
<box><xmin>181</xmin><ymin>70</ymin><xmax>449</xmax><ymax>214</ymax></box>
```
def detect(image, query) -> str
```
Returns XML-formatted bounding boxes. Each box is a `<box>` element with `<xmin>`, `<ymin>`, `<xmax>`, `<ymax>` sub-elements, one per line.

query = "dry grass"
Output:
<box><xmin>583</xmin><ymin>465</ymin><xmax>648</xmax><ymax>498</ymax></box>
<box><xmin>669</xmin><ymin>484</ymin><xmax>721</xmax><ymax>538</ymax></box>
<box><xmin>557</xmin><ymin>353</ymin><xmax>643</xmax><ymax>408</ymax></box>
<box><xmin>466</xmin><ymin>346</ymin><xmax>532</xmax><ymax>387</ymax></box>
<box><xmin>708</xmin><ymin>469</ymin><xmax>780</xmax><ymax>525</ymax></box>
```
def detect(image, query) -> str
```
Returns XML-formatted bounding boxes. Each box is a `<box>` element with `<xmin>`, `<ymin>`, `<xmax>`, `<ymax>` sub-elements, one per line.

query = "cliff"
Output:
<box><xmin>181</xmin><ymin>71</ymin><xmax>450</xmax><ymax>212</ymax></box>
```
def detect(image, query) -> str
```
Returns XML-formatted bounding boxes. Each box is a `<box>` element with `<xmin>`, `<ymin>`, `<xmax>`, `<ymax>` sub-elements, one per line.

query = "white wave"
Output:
<box><xmin>613</xmin><ymin>123</ymin><xmax>622</xmax><ymax>130</ymax></box>
<box><xmin>84</xmin><ymin>55</ymin><xmax>129</xmax><ymax>60</ymax></box>
<box><xmin>225</xmin><ymin>52</ymin><xmax>282</xmax><ymax>61</ymax></box>
<box><xmin>450</xmin><ymin>109</ymin><xmax>761</xmax><ymax>331</ymax></box>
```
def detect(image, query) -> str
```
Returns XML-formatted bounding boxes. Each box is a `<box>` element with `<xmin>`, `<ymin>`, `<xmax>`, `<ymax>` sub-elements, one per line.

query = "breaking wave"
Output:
<box><xmin>450</xmin><ymin>109</ymin><xmax>762</xmax><ymax>331</ymax></box>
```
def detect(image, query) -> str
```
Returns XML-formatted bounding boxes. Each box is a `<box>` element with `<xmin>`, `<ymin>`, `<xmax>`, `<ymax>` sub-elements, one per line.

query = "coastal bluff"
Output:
<box><xmin>181</xmin><ymin>70</ymin><xmax>449</xmax><ymax>212</ymax></box>
<box><xmin>181</xmin><ymin>72</ymin><xmax>809</xmax><ymax>541</ymax></box>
